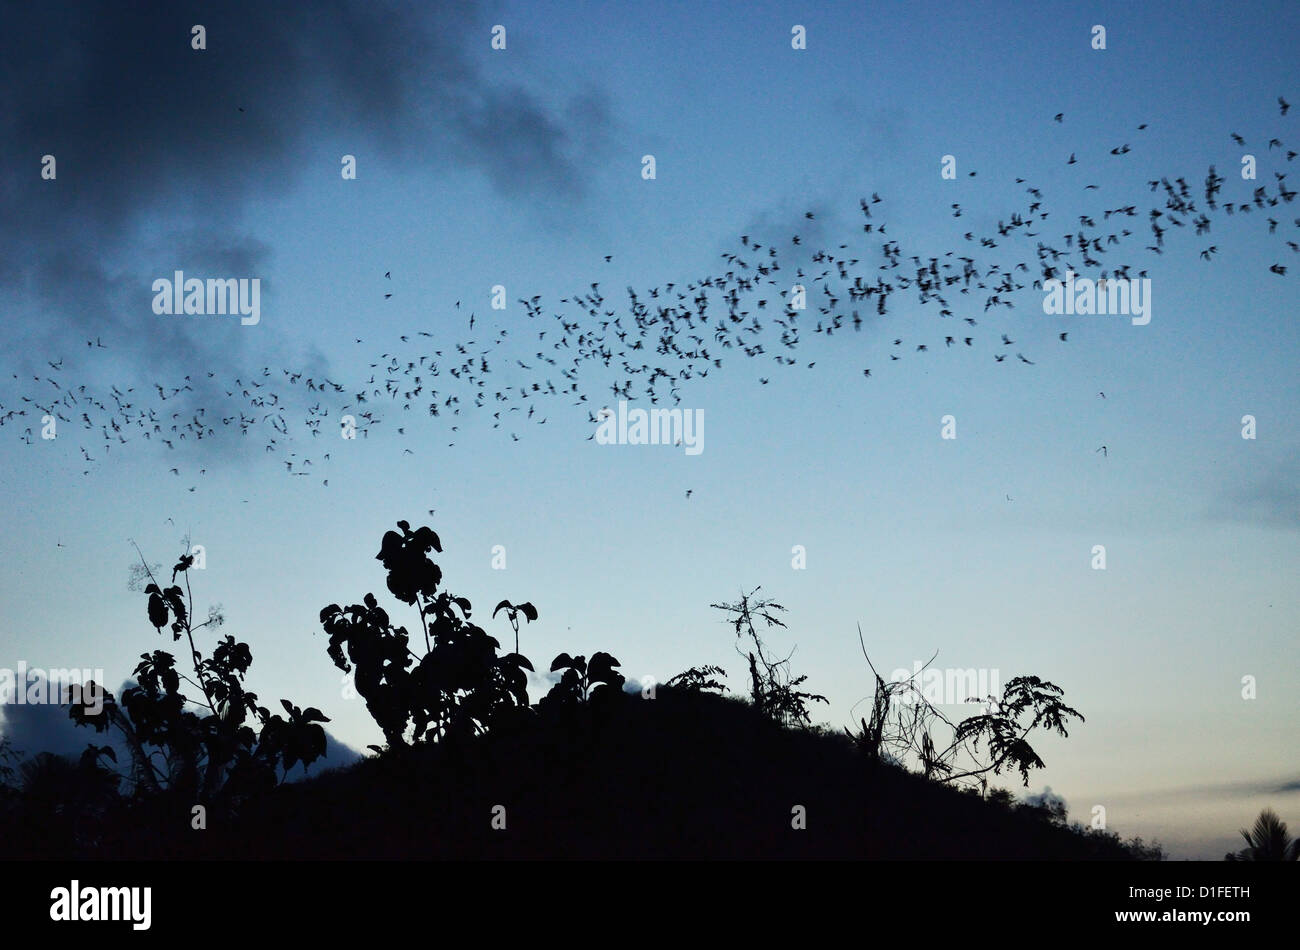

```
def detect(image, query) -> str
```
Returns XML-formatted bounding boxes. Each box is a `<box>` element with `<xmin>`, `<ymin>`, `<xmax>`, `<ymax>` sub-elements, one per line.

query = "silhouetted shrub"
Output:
<box><xmin>848</xmin><ymin>631</ymin><xmax>1085</xmax><ymax>790</ymax></box>
<box><xmin>665</xmin><ymin>665</ymin><xmax>728</xmax><ymax>694</ymax></box>
<box><xmin>711</xmin><ymin>588</ymin><xmax>826</xmax><ymax>728</ymax></box>
<box><xmin>321</xmin><ymin>520</ymin><xmax>629</xmax><ymax>749</ymax></box>
<box><xmin>67</xmin><ymin>542</ymin><xmax>328</xmax><ymax>809</ymax></box>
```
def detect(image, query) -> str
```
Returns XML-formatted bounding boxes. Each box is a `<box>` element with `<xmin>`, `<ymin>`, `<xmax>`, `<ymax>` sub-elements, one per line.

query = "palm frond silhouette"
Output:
<box><xmin>1227</xmin><ymin>807</ymin><xmax>1299</xmax><ymax>861</ymax></box>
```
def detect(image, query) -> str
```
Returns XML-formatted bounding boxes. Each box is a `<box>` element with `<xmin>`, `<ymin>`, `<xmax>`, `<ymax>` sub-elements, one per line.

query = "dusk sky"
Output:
<box><xmin>1</xmin><ymin>0</ymin><xmax>1296</xmax><ymax>860</ymax></box>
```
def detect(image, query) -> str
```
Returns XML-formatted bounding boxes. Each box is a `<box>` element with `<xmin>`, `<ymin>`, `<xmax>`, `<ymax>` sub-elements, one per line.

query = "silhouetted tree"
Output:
<box><xmin>849</xmin><ymin>628</ymin><xmax>1084</xmax><ymax>789</ymax></box>
<box><xmin>67</xmin><ymin>540</ymin><xmax>329</xmax><ymax>809</ymax></box>
<box><xmin>1225</xmin><ymin>808</ymin><xmax>1299</xmax><ymax>860</ymax></box>
<box><xmin>0</xmin><ymin>737</ymin><xmax>17</xmax><ymax>790</ymax></box>
<box><xmin>665</xmin><ymin>665</ymin><xmax>728</xmax><ymax>694</ymax></box>
<box><xmin>986</xmin><ymin>787</ymin><xmax>1016</xmax><ymax>809</ymax></box>
<box><xmin>541</xmin><ymin>653</ymin><xmax>624</xmax><ymax>706</ymax></box>
<box><xmin>321</xmin><ymin>521</ymin><xmax>540</xmax><ymax>748</ymax></box>
<box><xmin>711</xmin><ymin>588</ymin><xmax>826</xmax><ymax>728</ymax></box>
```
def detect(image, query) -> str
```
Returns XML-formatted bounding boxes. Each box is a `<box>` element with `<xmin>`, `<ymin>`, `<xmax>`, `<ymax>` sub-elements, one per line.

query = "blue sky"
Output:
<box><xmin>0</xmin><ymin>0</ymin><xmax>1297</xmax><ymax>859</ymax></box>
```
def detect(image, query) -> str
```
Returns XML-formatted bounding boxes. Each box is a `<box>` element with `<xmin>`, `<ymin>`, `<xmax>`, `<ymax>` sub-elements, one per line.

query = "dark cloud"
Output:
<box><xmin>453</xmin><ymin>83</ymin><xmax>611</xmax><ymax>198</ymax></box>
<box><xmin>1105</xmin><ymin>776</ymin><xmax>1300</xmax><ymax>803</ymax></box>
<box><xmin>0</xmin><ymin>0</ymin><xmax>613</xmax><ymax>381</ymax></box>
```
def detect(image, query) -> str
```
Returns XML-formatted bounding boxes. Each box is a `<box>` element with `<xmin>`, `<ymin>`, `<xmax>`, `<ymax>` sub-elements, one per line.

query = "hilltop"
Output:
<box><xmin>4</xmin><ymin>685</ymin><xmax>1158</xmax><ymax>861</ymax></box>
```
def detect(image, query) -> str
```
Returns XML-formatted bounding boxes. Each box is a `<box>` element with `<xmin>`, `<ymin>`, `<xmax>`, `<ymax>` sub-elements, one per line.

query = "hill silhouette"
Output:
<box><xmin>1</xmin><ymin>686</ymin><xmax>1158</xmax><ymax>860</ymax></box>
<box><xmin>0</xmin><ymin>521</ymin><xmax>1164</xmax><ymax>860</ymax></box>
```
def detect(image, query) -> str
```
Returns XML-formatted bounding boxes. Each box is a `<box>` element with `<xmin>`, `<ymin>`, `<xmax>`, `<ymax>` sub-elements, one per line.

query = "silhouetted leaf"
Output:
<box><xmin>413</xmin><ymin>526</ymin><xmax>442</xmax><ymax>552</ymax></box>
<box><xmin>586</xmin><ymin>651</ymin><xmax>625</xmax><ymax>693</ymax></box>
<box><xmin>147</xmin><ymin>592</ymin><xmax>168</xmax><ymax>630</ymax></box>
<box><xmin>502</xmin><ymin>652</ymin><xmax>534</xmax><ymax>672</ymax></box>
<box><xmin>376</xmin><ymin>531</ymin><xmax>402</xmax><ymax>562</ymax></box>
